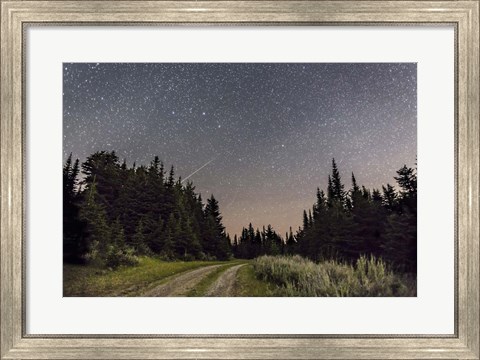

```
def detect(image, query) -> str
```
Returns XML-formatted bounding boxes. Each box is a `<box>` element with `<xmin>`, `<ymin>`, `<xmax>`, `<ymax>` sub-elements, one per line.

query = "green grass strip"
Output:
<box><xmin>235</xmin><ymin>264</ymin><xmax>278</xmax><ymax>297</ymax></box>
<box><xmin>186</xmin><ymin>261</ymin><xmax>247</xmax><ymax>297</ymax></box>
<box><xmin>64</xmin><ymin>257</ymin><xmax>232</xmax><ymax>297</ymax></box>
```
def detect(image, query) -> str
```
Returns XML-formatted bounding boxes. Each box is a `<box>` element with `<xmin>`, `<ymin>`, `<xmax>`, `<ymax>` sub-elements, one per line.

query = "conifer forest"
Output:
<box><xmin>64</xmin><ymin>152</ymin><xmax>417</xmax><ymax>296</ymax></box>
<box><xmin>63</xmin><ymin>63</ymin><xmax>417</xmax><ymax>297</ymax></box>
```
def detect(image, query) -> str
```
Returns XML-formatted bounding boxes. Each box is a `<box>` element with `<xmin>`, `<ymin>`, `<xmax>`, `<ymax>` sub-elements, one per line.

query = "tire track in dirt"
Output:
<box><xmin>143</xmin><ymin>265</ymin><xmax>223</xmax><ymax>297</ymax></box>
<box><xmin>205</xmin><ymin>264</ymin><xmax>246</xmax><ymax>297</ymax></box>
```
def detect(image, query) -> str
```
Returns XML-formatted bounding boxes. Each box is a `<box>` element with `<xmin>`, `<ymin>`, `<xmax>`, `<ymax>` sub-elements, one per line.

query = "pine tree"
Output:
<box><xmin>161</xmin><ymin>213</ymin><xmax>176</xmax><ymax>259</ymax></box>
<box><xmin>167</xmin><ymin>165</ymin><xmax>175</xmax><ymax>188</ymax></box>
<box><xmin>395</xmin><ymin>165</ymin><xmax>417</xmax><ymax>196</ymax></box>
<box><xmin>132</xmin><ymin>219</ymin><xmax>150</xmax><ymax>255</ymax></box>
<box><xmin>81</xmin><ymin>151</ymin><xmax>122</xmax><ymax>219</ymax></box>
<box><xmin>232</xmin><ymin>234</ymin><xmax>239</xmax><ymax>258</ymax></box>
<box><xmin>176</xmin><ymin>215</ymin><xmax>201</xmax><ymax>259</ymax></box>
<box><xmin>327</xmin><ymin>175</ymin><xmax>334</xmax><ymax>207</ymax></box>
<box><xmin>148</xmin><ymin>217</ymin><xmax>165</xmax><ymax>253</ymax></box>
<box><xmin>79</xmin><ymin>181</ymin><xmax>112</xmax><ymax>265</ymax></box>
<box><xmin>349</xmin><ymin>172</ymin><xmax>362</xmax><ymax>210</ymax></box>
<box><xmin>63</xmin><ymin>154</ymin><xmax>86</xmax><ymax>263</ymax></box>
<box><xmin>394</xmin><ymin>165</ymin><xmax>417</xmax><ymax>215</ymax></box>
<box><xmin>382</xmin><ymin>184</ymin><xmax>397</xmax><ymax>212</ymax></box>
<box><xmin>302</xmin><ymin>210</ymin><xmax>309</xmax><ymax>229</ymax></box>
<box><xmin>349</xmin><ymin>185</ymin><xmax>385</xmax><ymax>260</ymax></box>
<box><xmin>382</xmin><ymin>211</ymin><xmax>416</xmax><ymax>272</ymax></box>
<box><xmin>330</xmin><ymin>158</ymin><xmax>345</xmax><ymax>204</ymax></box>
<box><xmin>111</xmin><ymin>217</ymin><xmax>126</xmax><ymax>247</ymax></box>
<box><xmin>285</xmin><ymin>227</ymin><xmax>296</xmax><ymax>254</ymax></box>
<box><xmin>372</xmin><ymin>188</ymin><xmax>382</xmax><ymax>203</ymax></box>
<box><xmin>254</xmin><ymin>229</ymin><xmax>262</xmax><ymax>254</ymax></box>
<box><xmin>204</xmin><ymin>195</ymin><xmax>231</xmax><ymax>260</ymax></box>
<box><xmin>313</xmin><ymin>188</ymin><xmax>326</xmax><ymax>220</ymax></box>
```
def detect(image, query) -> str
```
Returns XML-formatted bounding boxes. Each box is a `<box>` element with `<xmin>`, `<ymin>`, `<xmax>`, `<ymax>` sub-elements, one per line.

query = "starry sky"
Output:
<box><xmin>63</xmin><ymin>63</ymin><xmax>417</xmax><ymax>237</ymax></box>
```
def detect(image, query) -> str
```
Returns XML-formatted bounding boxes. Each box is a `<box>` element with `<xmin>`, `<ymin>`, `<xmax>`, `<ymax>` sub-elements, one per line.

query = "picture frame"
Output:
<box><xmin>1</xmin><ymin>0</ymin><xmax>478</xmax><ymax>358</ymax></box>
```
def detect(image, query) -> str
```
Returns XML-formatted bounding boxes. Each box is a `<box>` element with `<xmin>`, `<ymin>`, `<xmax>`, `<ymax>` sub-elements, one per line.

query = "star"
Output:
<box><xmin>63</xmin><ymin>63</ymin><xmax>417</xmax><ymax>237</ymax></box>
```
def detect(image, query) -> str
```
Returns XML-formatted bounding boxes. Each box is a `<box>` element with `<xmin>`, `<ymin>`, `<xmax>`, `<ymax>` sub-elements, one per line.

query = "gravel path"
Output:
<box><xmin>205</xmin><ymin>264</ymin><xmax>246</xmax><ymax>297</ymax></box>
<box><xmin>143</xmin><ymin>265</ymin><xmax>222</xmax><ymax>297</ymax></box>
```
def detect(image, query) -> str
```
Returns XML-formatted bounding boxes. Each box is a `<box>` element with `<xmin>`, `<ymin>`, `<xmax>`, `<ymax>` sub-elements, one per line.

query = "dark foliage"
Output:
<box><xmin>234</xmin><ymin>159</ymin><xmax>417</xmax><ymax>274</ymax></box>
<box><xmin>63</xmin><ymin>154</ymin><xmax>87</xmax><ymax>263</ymax></box>
<box><xmin>64</xmin><ymin>151</ymin><xmax>416</xmax><ymax>274</ymax></box>
<box><xmin>63</xmin><ymin>151</ymin><xmax>231</xmax><ymax>267</ymax></box>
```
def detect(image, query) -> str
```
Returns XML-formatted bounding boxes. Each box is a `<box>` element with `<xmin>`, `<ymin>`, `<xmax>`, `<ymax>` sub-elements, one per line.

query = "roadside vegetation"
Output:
<box><xmin>253</xmin><ymin>255</ymin><xmax>416</xmax><ymax>297</ymax></box>
<box><xmin>235</xmin><ymin>264</ymin><xmax>278</xmax><ymax>296</ymax></box>
<box><xmin>64</xmin><ymin>255</ymin><xmax>415</xmax><ymax>297</ymax></box>
<box><xmin>63</xmin><ymin>257</ymin><xmax>228</xmax><ymax>297</ymax></box>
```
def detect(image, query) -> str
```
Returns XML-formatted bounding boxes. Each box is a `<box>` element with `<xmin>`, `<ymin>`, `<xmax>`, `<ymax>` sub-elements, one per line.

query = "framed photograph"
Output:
<box><xmin>1</xmin><ymin>0</ymin><xmax>479</xmax><ymax>358</ymax></box>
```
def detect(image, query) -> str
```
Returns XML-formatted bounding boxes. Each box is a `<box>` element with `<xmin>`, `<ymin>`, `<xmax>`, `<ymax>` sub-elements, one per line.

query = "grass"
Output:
<box><xmin>186</xmin><ymin>261</ymin><xmax>247</xmax><ymax>296</ymax></box>
<box><xmin>64</xmin><ymin>255</ymin><xmax>416</xmax><ymax>297</ymax></box>
<box><xmin>63</xmin><ymin>257</ymin><xmax>229</xmax><ymax>297</ymax></box>
<box><xmin>253</xmin><ymin>255</ymin><xmax>416</xmax><ymax>297</ymax></box>
<box><xmin>235</xmin><ymin>264</ymin><xmax>278</xmax><ymax>296</ymax></box>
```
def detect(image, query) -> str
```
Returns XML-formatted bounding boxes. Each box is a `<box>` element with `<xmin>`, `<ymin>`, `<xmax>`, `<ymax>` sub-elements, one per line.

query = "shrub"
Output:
<box><xmin>104</xmin><ymin>245</ymin><xmax>139</xmax><ymax>269</ymax></box>
<box><xmin>158</xmin><ymin>250</ymin><xmax>176</xmax><ymax>262</ymax></box>
<box><xmin>253</xmin><ymin>255</ymin><xmax>415</xmax><ymax>297</ymax></box>
<box><xmin>182</xmin><ymin>253</ymin><xmax>196</xmax><ymax>262</ymax></box>
<box><xmin>83</xmin><ymin>240</ymin><xmax>103</xmax><ymax>267</ymax></box>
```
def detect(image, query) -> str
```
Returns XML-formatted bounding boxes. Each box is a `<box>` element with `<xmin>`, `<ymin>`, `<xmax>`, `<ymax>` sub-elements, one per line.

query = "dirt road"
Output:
<box><xmin>205</xmin><ymin>264</ymin><xmax>246</xmax><ymax>297</ymax></box>
<box><xmin>143</xmin><ymin>264</ymin><xmax>222</xmax><ymax>297</ymax></box>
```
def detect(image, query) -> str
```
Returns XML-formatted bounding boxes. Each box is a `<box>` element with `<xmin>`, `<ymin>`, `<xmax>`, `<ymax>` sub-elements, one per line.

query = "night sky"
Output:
<box><xmin>63</xmin><ymin>63</ymin><xmax>417</xmax><ymax>237</ymax></box>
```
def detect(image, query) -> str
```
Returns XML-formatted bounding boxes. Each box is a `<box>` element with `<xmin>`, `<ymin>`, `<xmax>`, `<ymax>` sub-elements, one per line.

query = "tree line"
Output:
<box><xmin>232</xmin><ymin>159</ymin><xmax>417</xmax><ymax>273</ymax></box>
<box><xmin>64</xmin><ymin>151</ymin><xmax>416</xmax><ymax>274</ymax></box>
<box><xmin>63</xmin><ymin>151</ymin><xmax>232</xmax><ymax>267</ymax></box>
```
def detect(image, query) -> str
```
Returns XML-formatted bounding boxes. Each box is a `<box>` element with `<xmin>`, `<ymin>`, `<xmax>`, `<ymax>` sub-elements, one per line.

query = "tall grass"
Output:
<box><xmin>253</xmin><ymin>255</ymin><xmax>416</xmax><ymax>297</ymax></box>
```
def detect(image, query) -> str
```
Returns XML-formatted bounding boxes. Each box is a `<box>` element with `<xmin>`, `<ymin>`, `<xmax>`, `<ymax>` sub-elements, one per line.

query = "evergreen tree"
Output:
<box><xmin>348</xmin><ymin>182</ymin><xmax>385</xmax><ymax>260</ymax></box>
<box><xmin>285</xmin><ymin>227</ymin><xmax>296</xmax><ymax>254</ymax></box>
<box><xmin>302</xmin><ymin>210</ymin><xmax>309</xmax><ymax>229</ymax></box>
<box><xmin>111</xmin><ymin>217</ymin><xmax>126</xmax><ymax>247</ymax></box>
<box><xmin>372</xmin><ymin>188</ymin><xmax>383</xmax><ymax>203</ymax></box>
<box><xmin>176</xmin><ymin>215</ymin><xmax>201</xmax><ymax>259</ymax></box>
<box><xmin>132</xmin><ymin>219</ymin><xmax>150</xmax><ymax>255</ymax></box>
<box><xmin>383</xmin><ymin>211</ymin><xmax>416</xmax><ymax>272</ymax></box>
<box><xmin>254</xmin><ymin>229</ymin><xmax>262</xmax><ymax>256</ymax></box>
<box><xmin>63</xmin><ymin>154</ymin><xmax>86</xmax><ymax>263</ymax></box>
<box><xmin>204</xmin><ymin>195</ymin><xmax>231</xmax><ymax>260</ymax></box>
<box><xmin>79</xmin><ymin>181</ymin><xmax>111</xmax><ymax>265</ymax></box>
<box><xmin>167</xmin><ymin>165</ymin><xmax>175</xmax><ymax>188</ymax></box>
<box><xmin>395</xmin><ymin>165</ymin><xmax>417</xmax><ymax>196</ymax></box>
<box><xmin>161</xmin><ymin>213</ymin><xmax>177</xmax><ymax>259</ymax></box>
<box><xmin>382</xmin><ymin>184</ymin><xmax>397</xmax><ymax>212</ymax></box>
<box><xmin>232</xmin><ymin>234</ymin><xmax>239</xmax><ymax>258</ymax></box>
<box><xmin>81</xmin><ymin>151</ymin><xmax>122</xmax><ymax>219</ymax></box>
<box><xmin>148</xmin><ymin>217</ymin><xmax>165</xmax><ymax>253</ymax></box>
<box><xmin>330</xmin><ymin>158</ymin><xmax>345</xmax><ymax>204</ymax></box>
<box><xmin>348</xmin><ymin>172</ymin><xmax>362</xmax><ymax>210</ymax></box>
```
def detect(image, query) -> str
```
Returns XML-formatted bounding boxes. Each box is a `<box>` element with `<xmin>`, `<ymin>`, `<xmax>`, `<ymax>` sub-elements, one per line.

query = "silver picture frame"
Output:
<box><xmin>1</xmin><ymin>1</ymin><xmax>478</xmax><ymax>358</ymax></box>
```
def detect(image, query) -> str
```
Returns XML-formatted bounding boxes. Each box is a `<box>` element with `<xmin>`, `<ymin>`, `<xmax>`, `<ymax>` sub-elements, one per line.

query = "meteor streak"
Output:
<box><xmin>182</xmin><ymin>158</ymin><xmax>216</xmax><ymax>183</ymax></box>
